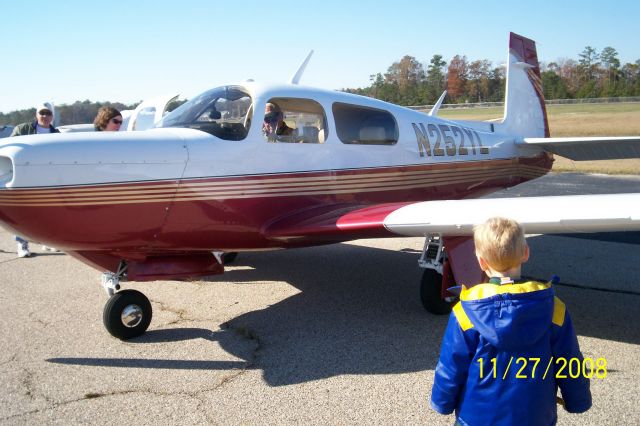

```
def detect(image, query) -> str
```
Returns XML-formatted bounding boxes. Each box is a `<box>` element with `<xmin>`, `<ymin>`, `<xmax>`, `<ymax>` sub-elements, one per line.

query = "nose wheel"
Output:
<box><xmin>103</xmin><ymin>289</ymin><xmax>152</xmax><ymax>340</ymax></box>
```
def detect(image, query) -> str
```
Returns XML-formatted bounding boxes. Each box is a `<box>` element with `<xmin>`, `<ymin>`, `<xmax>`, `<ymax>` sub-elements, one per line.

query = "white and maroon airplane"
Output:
<box><xmin>1</xmin><ymin>33</ymin><xmax>639</xmax><ymax>339</ymax></box>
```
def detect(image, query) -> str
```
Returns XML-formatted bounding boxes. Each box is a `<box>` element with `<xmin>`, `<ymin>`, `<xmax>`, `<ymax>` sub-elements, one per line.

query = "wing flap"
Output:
<box><xmin>521</xmin><ymin>136</ymin><xmax>640</xmax><ymax>160</ymax></box>
<box><xmin>384</xmin><ymin>193</ymin><xmax>640</xmax><ymax>236</ymax></box>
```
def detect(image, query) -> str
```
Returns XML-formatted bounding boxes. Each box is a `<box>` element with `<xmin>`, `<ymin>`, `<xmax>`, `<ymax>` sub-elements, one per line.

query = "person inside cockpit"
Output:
<box><xmin>262</xmin><ymin>103</ymin><xmax>293</xmax><ymax>139</ymax></box>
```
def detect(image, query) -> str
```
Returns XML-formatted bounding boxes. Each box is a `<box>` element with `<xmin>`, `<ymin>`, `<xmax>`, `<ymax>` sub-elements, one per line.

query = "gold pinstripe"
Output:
<box><xmin>0</xmin><ymin>166</ymin><xmax>542</xmax><ymax>200</ymax></box>
<box><xmin>0</xmin><ymin>169</ymin><xmax>544</xmax><ymax>203</ymax></box>
<box><xmin>4</xmin><ymin>163</ymin><xmax>546</xmax><ymax>196</ymax></box>
<box><xmin>0</xmin><ymin>164</ymin><xmax>548</xmax><ymax>207</ymax></box>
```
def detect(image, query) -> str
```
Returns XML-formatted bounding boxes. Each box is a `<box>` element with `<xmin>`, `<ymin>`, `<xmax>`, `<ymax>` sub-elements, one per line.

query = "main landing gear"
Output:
<box><xmin>222</xmin><ymin>252</ymin><xmax>238</xmax><ymax>264</ymax></box>
<box><xmin>418</xmin><ymin>235</ymin><xmax>457</xmax><ymax>315</ymax></box>
<box><xmin>101</xmin><ymin>262</ymin><xmax>152</xmax><ymax>340</ymax></box>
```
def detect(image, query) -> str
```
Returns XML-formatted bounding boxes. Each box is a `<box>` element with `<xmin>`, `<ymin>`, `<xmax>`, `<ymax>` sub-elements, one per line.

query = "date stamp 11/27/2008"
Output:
<box><xmin>477</xmin><ymin>357</ymin><xmax>607</xmax><ymax>380</ymax></box>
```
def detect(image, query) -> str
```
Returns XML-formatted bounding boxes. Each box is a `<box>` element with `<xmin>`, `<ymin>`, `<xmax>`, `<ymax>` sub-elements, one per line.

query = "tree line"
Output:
<box><xmin>0</xmin><ymin>100</ymin><xmax>138</xmax><ymax>127</ymax></box>
<box><xmin>0</xmin><ymin>99</ymin><xmax>188</xmax><ymax>127</ymax></box>
<box><xmin>2</xmin><ymin>45</ymin><xmax>639</xmax><ymax>126</ymax></box>
<box><xmin>344</xmin><ymin>46</ymin><xmax>640</xmax><ymax>106</ymax></box>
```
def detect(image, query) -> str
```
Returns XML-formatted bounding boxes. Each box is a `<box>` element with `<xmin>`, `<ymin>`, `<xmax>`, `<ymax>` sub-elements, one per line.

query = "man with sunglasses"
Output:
<box><xmin>10</xmin><ymin>102</ymin><xmax>60</xmax><ymax>257</ymax></box>
<box><xmin>262</xmin><ymin>102</ymin><xmax>294</xmax><ymax>141</ymax></box>
<box><xmin>10</xmin><ymin>102</ymin><xmax>60</xmax><ymax>136</ymax></box>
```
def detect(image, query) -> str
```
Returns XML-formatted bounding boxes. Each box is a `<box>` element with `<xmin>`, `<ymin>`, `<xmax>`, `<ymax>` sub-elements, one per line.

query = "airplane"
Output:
<box><xmin>57</xmin><ymin>93</ymin><xmax>180</xmax><ymax>133</ymax></box>
<box><xmin>0</xmin><ymin>125</ymin><xmax>14</xmax><ymax>138</ymax></box>
<box><xmin>0</xmin><ymin>33</ymin><xmax>639</xmax><ymax>340</ymax></box>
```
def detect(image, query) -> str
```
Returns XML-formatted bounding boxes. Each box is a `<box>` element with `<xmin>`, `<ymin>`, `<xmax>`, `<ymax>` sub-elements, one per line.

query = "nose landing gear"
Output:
<box><xmin>100</xmin><ymin>261</ymin><xmax>152</xmax><ymax>340</ymax></box>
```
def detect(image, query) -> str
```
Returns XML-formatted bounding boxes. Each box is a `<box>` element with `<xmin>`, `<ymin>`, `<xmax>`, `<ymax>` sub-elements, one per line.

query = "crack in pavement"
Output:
<box><xmin>0</xmin><ymin>353</ymin><xmax>18</xmax><ymax>367</ymax></box>
<box><xmin>28</xmin><ymin>312</ymin><xmax>50</xmax><ymax>327</ymax></box>
<box><xmin>20</xmin><ymin>367</ymin><xmax>36</xmax><ymax>401</ymax></box>
<box><xmin>151</xmin><ymin>299</ymin><xmax>219</xmax><ymax>327</ymax></box>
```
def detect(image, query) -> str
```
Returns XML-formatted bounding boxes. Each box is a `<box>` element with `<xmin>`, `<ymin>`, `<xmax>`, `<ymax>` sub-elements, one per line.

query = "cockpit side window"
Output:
<box><xmin>155</xmin><ymin>86</ymin><xmax>253</xmax><ymax>141</ymax></box>
<box><xmin>332</xmin><ymin>102</ymin><xmax>398</xmax><ymax>145</ymax></box>
<box><xmin>263</xmin><ymin>98</ymin><xmax>328</xmax><ymax>144</ymax></box>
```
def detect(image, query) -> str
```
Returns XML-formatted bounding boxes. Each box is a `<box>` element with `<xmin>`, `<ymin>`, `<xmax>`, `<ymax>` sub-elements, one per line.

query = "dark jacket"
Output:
<box><xmin>10</xmin><ymin>121</ymin><xmax>60</xmax><ymax>136</ymax></box>
<box><xmin>431</xmin><ymin>279</ymin><xmax>591</xmax><ymax>425</ymax></box>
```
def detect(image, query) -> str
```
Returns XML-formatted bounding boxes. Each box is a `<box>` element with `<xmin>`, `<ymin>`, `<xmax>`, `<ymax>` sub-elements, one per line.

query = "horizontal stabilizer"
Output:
<box><xmin>521</xmin><ymin>136</ymin><xmax>640</xmax><ymax>160</ymax></box>
<box><xmin>384</xmin><ymin>193</ymin><xmax>640</xmax><ymax>236</ymax></box>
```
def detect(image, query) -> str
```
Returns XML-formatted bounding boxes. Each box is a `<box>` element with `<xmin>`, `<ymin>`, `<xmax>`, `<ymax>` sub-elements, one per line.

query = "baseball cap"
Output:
<box><xmin>36</xmin><ymin>102</ymin><xmax>54</xmax><ymax>115</ymax></box>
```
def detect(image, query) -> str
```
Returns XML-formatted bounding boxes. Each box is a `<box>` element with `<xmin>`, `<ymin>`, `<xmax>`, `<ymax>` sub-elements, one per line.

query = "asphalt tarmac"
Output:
<box><xmin>0</xmin><ymin>172</ymin><xmax>639</xmax><ymax>425</ymax></box>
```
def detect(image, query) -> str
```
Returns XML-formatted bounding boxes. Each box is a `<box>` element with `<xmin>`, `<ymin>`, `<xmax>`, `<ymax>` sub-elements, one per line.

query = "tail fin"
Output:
<box><xmin>497</xmin><ymin>33</ymin><xmax>549</xmax><ymax>138</ymax></box>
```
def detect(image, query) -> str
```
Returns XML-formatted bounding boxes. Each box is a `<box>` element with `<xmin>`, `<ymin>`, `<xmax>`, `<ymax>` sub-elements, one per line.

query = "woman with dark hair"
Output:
<box><xmin>94</xmin><ymin>106</ymin><xmax>123</xmax><ymax>131</ymax></box>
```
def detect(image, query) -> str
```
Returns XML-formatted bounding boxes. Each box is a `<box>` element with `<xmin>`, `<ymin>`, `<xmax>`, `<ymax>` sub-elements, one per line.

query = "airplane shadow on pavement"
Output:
<box><xmin>136</xmin><ymin>239</ymin><xmax>640</xmax><ymax>386</ymax></box>
<box><xmin>217</xmin><ymin>242</ymin><xmax>639</xmax><ymax>386</ymax></box>
<box><xmin>207</xmin><ymin>243</ymin><xmax>448</xmax><ymax>386</ymax></box>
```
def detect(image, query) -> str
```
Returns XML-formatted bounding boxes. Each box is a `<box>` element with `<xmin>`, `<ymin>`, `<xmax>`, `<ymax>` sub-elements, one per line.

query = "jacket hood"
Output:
<box><xmin>460</xmin><ymin>281</ymin><xmax>554</xmax><ymax>350</ymax></box>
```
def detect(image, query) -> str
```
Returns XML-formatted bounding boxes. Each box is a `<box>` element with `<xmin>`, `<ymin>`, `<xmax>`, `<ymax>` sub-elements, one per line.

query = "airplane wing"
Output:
<box><xmin>384</xmin><ymin>193</ymin><xmax>640</xmax><ymax>236</ymax></box>
<box><xmin>265</xmin><ymin>193</ymin><xmax>640</xmax><ymax>242</ymax></box>
<box><xmin>520</xmin><ymin>136</ymin><xmax>640</xmax><ymax>160</ymax></box>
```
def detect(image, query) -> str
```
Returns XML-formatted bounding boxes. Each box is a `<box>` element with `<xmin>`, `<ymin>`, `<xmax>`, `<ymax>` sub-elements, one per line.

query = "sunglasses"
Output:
<box><xmin>111</xmin><ymin>118</ymin><xmax>123</xmax><ymax>125</ymax></box>
<box><xmin>38</xmin><ymin>110</ymin><xmax>52</xmax><ymax>116</ymax></box>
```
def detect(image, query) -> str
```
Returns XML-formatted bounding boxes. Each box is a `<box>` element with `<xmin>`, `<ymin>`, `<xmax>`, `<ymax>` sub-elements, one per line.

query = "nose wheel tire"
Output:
<box><xmin>420</xmin><ymin>268</ymin><xmax>454</xmax><ymax>315</ymax></box>
<box><xmin>103</xmin><ymin>289</ymin><xmax>152</xmax><ymax>340</ymax></box>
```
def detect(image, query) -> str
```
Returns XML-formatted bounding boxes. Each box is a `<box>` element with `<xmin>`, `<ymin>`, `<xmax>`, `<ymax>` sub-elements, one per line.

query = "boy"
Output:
<box><xmin>431</xmin><ymin>217</ymin><xmax>591</xmax><ymax>425</ymax></box>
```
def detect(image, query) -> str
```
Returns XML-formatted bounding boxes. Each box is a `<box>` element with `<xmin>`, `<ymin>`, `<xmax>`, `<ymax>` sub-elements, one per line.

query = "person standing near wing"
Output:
<box><xmin>11</xmin><ymin>101</ymin><xmax>60</xmax><ymax>137</ymax></box>
<box><xmin>10</xmin><ymin>102</ymin><xmax>60</xmax><ymax>257</ymax></box>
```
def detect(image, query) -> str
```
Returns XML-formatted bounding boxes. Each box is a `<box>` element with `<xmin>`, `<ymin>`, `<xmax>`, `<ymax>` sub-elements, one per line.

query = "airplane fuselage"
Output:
<box><xmin>0</xmin><ymin>83</ymin><xmax>552</xmax><ymax>277</ymax></box>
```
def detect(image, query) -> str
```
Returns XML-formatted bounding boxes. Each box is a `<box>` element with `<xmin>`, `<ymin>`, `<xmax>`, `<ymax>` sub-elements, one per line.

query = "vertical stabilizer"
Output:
<box><xmin>498</xmin><ymin>33</ymin><xmax>549</xmax><ymax>138</ymax></box>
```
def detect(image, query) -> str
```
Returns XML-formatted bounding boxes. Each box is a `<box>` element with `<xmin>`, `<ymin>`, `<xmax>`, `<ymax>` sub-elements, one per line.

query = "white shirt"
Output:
<box><xmin>36</xmin><ymin>124</ymin><xmax>52</xmax><ymax>134</ymax></box>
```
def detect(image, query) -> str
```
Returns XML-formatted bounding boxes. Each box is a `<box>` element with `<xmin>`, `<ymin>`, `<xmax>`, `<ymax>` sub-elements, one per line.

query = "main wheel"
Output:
<box><xmin>103</xmin><ymin>289</ymin><xmax>152</xmax><ymax>340</ymax></box>
<box><xmin>222</xmin><ymin>252</ymin><xmax>238</xmax><ymax>264</ymax></box>
<box><xmin>420</xmin><ymin>268</ymin><xmax>454</xmax><ymax>315</ymax></box>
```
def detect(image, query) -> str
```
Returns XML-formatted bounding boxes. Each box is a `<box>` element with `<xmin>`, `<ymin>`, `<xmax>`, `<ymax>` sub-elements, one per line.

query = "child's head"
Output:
<box><xmin>473</xmin><ymin>217</ymin><xmax>529</xmax><ymax>274</ymax></box>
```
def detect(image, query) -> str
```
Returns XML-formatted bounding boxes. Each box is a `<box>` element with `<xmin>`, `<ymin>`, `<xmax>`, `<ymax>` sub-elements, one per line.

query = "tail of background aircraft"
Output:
<box><xmin>495</xmin><ymin>32</ymin><xmax>550</xmax><ymax>138</ymax></box>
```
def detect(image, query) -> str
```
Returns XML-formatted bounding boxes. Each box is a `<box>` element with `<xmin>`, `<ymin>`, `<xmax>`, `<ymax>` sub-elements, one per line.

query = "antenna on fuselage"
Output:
<box><xmin>290</xmin><ymin>50</ymin><xmax>314</xmax><ymax>85</ymax></box>
<box><xmin>428</xmin><ymin>90</ymin><xmax>447</xmax><ymax>116</ymax></box>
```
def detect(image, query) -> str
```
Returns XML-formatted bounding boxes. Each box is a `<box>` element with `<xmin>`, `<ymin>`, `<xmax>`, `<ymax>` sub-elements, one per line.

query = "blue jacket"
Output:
<box><xmin>431</xmin><ymin>280</ymin><xmax>591</xmax><ymax>425</ymax></box>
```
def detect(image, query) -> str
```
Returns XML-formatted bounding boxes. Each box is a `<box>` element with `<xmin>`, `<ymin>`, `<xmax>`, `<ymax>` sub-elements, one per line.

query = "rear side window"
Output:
<box><xmin>332</xmin><ymin>102</ymin><xmax>398</xmax><ymax>145</ymax></box>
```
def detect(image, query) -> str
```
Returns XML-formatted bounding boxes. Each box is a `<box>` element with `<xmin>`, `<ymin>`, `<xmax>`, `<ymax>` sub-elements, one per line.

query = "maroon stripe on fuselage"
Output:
<box><xmin>0</xmin><ymin>155</ymin><xmax>552</xmax><ymax>251</ymax></box>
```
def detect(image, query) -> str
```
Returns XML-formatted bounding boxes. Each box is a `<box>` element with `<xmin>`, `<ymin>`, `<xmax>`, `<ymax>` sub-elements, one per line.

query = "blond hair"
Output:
<box><xmin>473</xmin><ymin>217</ymin><xmax>527</xmax><ymax>272</ymax></box>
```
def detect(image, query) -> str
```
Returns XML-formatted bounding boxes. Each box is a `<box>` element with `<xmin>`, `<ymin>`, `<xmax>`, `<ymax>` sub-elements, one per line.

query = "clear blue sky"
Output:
<box><xmin>2</xmin><ymin>0</ymin><xmax>639</xmax><ymax>114</ymax></box>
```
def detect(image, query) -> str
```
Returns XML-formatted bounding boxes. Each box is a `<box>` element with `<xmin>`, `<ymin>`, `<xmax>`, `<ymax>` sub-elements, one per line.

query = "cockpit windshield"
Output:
<box><xmin>155</xmin><ymin>85</ymin><xmax>252</xmax><ymax>141</ymax></box>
